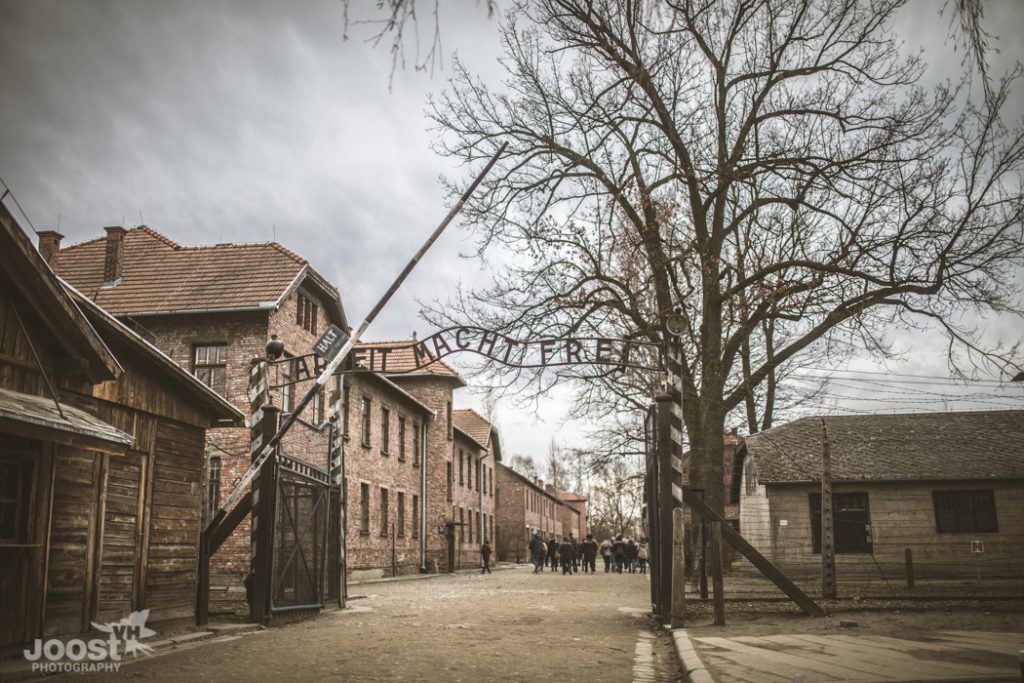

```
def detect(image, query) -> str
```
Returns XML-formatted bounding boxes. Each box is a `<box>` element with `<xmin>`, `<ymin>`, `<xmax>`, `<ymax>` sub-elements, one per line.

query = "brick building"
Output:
<box><xmin>340</xmin><ymin>369</ymin><xmax>434</xmax><ymax>575</ymax></box>
<box><xmin>494</xmin><ymin>463</ymin><xmax>568</xmax><ymax>562</ymax></box>
<box><xmin>557</xmin><ymin>491</ymin><xmax>587</xmax><ymax>541</ymax></box>
<box><xmin>451</xmin><ymin>409</ymin><xmax>500</xmax><ymax>568</ymax></box>
<box><xmin>738</xmin><ymin>411</ymin><xmax>1024</xmax><ymax>577</ymax></box>
<box><xmin>356</xmin><ymin>341</ymin><xmax>477</xmax><ymax>572</ymax></box>
<box><xmin>50</xmin><ymin>225</ymin><xmax>346</xmax><ymax>608</ymax></box>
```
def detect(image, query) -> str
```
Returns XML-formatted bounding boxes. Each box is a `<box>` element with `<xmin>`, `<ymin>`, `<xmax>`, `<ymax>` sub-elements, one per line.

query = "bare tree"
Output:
<box><xmin>587</xmin><ymin>456</ymin><xmax>644</xmax><ymax>539</ymax></box>
<box><xmin>507</xmin><ymin>452</ymin><xmax>539</xmax><ymax>479</ymax></box>
<box><xmin>428</xmin><ymin>0</ymin><xmax>1024</xmax><ymax>516</ymax></box>
<box><xmin>341</xmin><ymin>0</ymin><xmax>497</xmax><ymax>85</ymax></box>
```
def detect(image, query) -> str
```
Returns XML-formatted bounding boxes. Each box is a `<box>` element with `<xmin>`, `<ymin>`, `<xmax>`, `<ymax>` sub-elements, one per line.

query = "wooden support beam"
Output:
<box><xmin>709</xmin><ymin>521</ymin><xmax>725</xmax><ymax>626</ymax></box>
<box><xmin>821</xmin><ymin>419</ymin><xmax>837</xmax><ymax>600</ymax></box>
<box><xmin>679</xmin><ymin>484</ymin><xmax>826</xmax><ymax>618</ymax></box>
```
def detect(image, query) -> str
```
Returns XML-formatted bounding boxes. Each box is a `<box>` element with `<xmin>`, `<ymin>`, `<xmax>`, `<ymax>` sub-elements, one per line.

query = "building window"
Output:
<box><xmin>810</xmin><ymin>492</ymin><xmax>872</xmax><ymax>554</ymax></box>
<box><xmin>361</xmin><ymin>396</ymin><xmax>372</xmax><ymax>446</ymax></box>
<box><xmin>744</xmin><ymin>459</ymin><xmax>758</xmax><ymax>495</ymax></box>
<box><xmin>342</xmin><ymin>383</ymin><xmax>350</xmax><ymax>437</ymax></box>
<box><xmin>192</xmin><ymin>344</ymin><xmax>227</xmax><ymax>395</ymax></box>
<box><xmin>446</xmin><ymin>462</ymin><xmax>453</xmax><ymax>502</ymax></box>
<box><xmin>398</xmin><ymin>417</ymin><xmax>406</xmax><ymax>462</ymax></box>
<box><xmin>381</xmin><ymin>407</ymin><xmax>390</xmax><ymax>454</ymax></box>
<box><xmin>933</xmin><ymin>490</ymin><xmax>998</xmax><ymax>533</ymax></box>
<box><xmin>296</xmin><ymin>292</ymin><xmax>318</xmax><ymax>333</ymax></box>
<box><xmin>412</xmin><ymin>421</ymin><xmax>420</xmax><ymax>467</ymax></box>
<box><xmin>459</xmin><ymin>508</ymin><xmax>465</xmax><ymax>543</ymax></box>
<box><xmin>397</xmin><ymin>492</ymin><xmax>406</xmax><ymax>538</ymax></box>
<box><xmin>412</xmin><ymin>494</ymin><xmax>419</xmax><ymax>539</ymax></box>
<box><xmin>468</xmin><ymin>509</ymin><xmax>474</xmax><ymax>544</ymax></box>
<box><xmin>380</xmin><ymin>487</ymin><xmax>389</xmax><ymax>537</ymax></box>
<box><xmin>459</xmin><ymin>449</ymin><xmax>464</xmax><ymax>486</ymax></box>
<box><xmin>360</xmin><ymin>483</ymin><xmax>370</xmax><ymax>535</ymax></box>
<box><xmin>206</xmin><ymin>457</ymin><xmax>221</xmax><ymax>520</ymax></box>
<box><xmin>447</xmin><ymin>401</ymin><xmax>452</xmax><ymax>440</ymax></box>
<box><xmin>476</xmin><ymin>460</ymin><xmax>481</xmax><ymax>492</ymax></box>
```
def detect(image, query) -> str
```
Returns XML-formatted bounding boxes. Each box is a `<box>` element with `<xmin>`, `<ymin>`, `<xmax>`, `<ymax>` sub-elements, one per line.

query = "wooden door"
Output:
<box><xmin>95</xmin><ymin>451</ymin><xmax>146</xmax><ymax>622</ymax></box>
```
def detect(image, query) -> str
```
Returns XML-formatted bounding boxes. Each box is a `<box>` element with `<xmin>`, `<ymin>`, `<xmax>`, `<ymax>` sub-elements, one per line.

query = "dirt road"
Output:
<box><xmin>61</xmin><ymin>566</ymin><xmax>684</xmax><ymax>682</ymax></box>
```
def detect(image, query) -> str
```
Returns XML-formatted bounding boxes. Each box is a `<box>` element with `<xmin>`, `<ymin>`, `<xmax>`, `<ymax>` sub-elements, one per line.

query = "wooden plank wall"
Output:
<box><xmin>44</xmin><ymin>448</ymin><xmax>102</xmax><ymax>636</ymax></box>
<box><xmin>145</xmin><ymin>419</ymin><xmax>204</xmax><ymax>622</ymax></box>
<box><xmin>0</xmin><ymin>290</ymin><xmax>46</xmax><ymax>397</ymax></box>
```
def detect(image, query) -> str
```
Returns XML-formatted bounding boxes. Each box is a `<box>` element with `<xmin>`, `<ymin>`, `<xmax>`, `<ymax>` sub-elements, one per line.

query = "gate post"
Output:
<box><xmin>644</xmin><ymin>405</ymin><xmax>660</xmax><ymax>616</ymax></box>
<box><xmin>655</xmin><ymin>392</ymin><xmax>674</xmax><ymax>624</ymax></box>
<box><xmin>250</xmin><ymin>404</ymin><xmax>279</xmax><ymax>624</ymax></box>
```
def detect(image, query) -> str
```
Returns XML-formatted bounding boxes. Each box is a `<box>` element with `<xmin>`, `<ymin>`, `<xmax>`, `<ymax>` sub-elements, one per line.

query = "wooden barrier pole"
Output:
<box><xmin>710</xmin><ymin>521</ymin><xmax>725</xmax><ymax>626</ymax></box>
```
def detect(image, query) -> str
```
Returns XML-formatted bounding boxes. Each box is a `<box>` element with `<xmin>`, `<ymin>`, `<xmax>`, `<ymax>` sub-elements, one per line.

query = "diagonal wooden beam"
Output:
<box><xmin>679</xmin><ymin>484</ymin><xmax>826</xmax><ymax>617</ymax></box>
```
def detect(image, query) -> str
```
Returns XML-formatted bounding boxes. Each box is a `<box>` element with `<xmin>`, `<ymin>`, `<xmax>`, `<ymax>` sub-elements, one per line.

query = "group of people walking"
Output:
<box><xmin>527</xmin><ymin>532</ymin><xmax>648</xmax><ymax>575</ymax></box>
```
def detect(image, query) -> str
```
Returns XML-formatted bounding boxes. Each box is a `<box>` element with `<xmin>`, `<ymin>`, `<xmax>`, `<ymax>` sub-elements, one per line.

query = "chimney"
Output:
<box><xmin>37</xmin><ymin>231</ymin><xmax>63</xmax><ymax>267</ymax></box>
<box><xmin>102</xmin><ymin>226</ymin><xmax>127</xmax><ymax>283</ymax></box>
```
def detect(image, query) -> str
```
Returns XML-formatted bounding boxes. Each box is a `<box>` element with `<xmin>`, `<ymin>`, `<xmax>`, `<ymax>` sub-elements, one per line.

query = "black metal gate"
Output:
<box><xmin>270</xmin><ymin>454</ymin><xmax>330</xmax><ymax>617</ymax></box>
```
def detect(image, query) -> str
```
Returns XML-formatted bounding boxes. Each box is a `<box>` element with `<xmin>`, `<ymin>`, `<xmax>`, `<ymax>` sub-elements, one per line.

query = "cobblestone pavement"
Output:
<box><xmin>59</xmin><ymin>566</ymin><xmax>685</xmax><ymax>683</ymax></box>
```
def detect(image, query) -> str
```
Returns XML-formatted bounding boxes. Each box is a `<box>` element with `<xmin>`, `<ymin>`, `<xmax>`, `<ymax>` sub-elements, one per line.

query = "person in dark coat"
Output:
<box><xmin>612</xmin><ymin>535</ymin><xmax>626</xmax><ymax>573</ymax></box>
<box><xmin>529</xmin><ymin>531</ymin><xmax>546</xmax><ymax>573</ymax></box>
<box><xmin>481</xmin><ymin>540</ymin><xmax>493</xmax><ymax>574</ymax></box>
<box><xmin>558</xmin><ymin>537</ymin><xmax>575</xmax><ymax>575</ymax></box>
<box><xmin>625</xmin><ymin>538</ymin><xmax>639</xmax><ymax>573</ymax></box>
<box><xmin>580</xmin><ymin>534</ymin><xmax>598</xmax><ymax>574</ymax></box>
<box><xmin>546</xmin><ymin>536</ymin><xmax>559</xmax><ymax>571</ymax></box>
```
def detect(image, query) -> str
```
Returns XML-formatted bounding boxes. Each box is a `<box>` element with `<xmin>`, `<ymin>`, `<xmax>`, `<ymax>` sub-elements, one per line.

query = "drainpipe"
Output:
<box><xmin>419</xmin><ymin>418</ymin><xmax>429</xmax><ymax>573</ymax></box>
<box><xmin>479</xmin><ymin>450</ymin><xmax>492</xmax><ymax>567</ymax></box>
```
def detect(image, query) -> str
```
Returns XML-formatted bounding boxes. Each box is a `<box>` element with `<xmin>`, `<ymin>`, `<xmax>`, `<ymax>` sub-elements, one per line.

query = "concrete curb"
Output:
<box><xmin>671</xmin><ymin>629</ymin><xmax>716</xmax><ymax>683</ymax></box>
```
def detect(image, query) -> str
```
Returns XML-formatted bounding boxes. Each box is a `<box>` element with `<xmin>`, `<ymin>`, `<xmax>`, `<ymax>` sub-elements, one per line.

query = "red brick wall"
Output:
<box><xmin>494</xmin><ymin>464</ymin><xmax>566</xmax><ymax>561</ymax></box>
<box><xmin>384</xmin><ymin>375</ymin><xmax>459</xmax><ymax>571</ymax></box>
<box><xmin>448</xmin><ymin>431</ymin><xmax>496</xmax><ymax>568</ymax></box>
<box><xmin>340</xmin><ymin>373</ymin><xmax>430</xmax><ymax>572</ymax></box>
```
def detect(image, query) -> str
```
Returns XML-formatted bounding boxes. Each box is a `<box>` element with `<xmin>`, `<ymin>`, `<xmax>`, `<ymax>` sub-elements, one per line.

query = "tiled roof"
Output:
<box><xmin>452</xmin><ymin>408</ymin><xmax>491</xmax><ymax>450</ymax></box>
<box><xmin>56</xmin><ymin>226</ymin><xmax>343</xmax><ymax>321</ymax></box>
<box><xmin>558</xmin><ymin>491</ymin><xmax>587</xmax><ymax>503</ymax></box>
<box><xmin>745</xmin><ymin>410</ymin><xmax>1024</xmax><ymax>483</ymax></box>
<box><xmin>355</xmin><ymin>340</ymin><xmax>464</xmax><ymax>384</ymax></box>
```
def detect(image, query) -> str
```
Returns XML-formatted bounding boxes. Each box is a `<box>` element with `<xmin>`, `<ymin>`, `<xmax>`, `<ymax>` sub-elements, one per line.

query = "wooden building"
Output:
<box><xmin>0</xmin><ymin>204</ymin><xmax>241</xmax><ymax>652</ymax></box>
<box><xmin>737</xmin><ymin>411</ymin><xmax>1024</xmax><ymax>577</ymax></box>
<box><xmin>50</xmin><ymin>225</ymin><xmax>345</xmax><ymax>610</ymax></box>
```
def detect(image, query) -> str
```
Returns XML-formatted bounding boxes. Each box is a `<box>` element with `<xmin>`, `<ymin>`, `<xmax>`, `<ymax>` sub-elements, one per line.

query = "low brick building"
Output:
<box><xmin>51</xmin><ymin>225</ymin><xmax>347</xmax><ymax>609</ymax></box>
<box><xmin>738</xmin><ymin>411</ymin><xmax>1024</xmax><ymax>579</ymax></box>
<box><xmin>557</xmin><ymin>491</ymin><xmax>587</xmax><ymax>541</ymax></box>
<box><xmin>494</xmin><ymin>464</ymin><xmax>568</xmax><ymax>562</ymax></box>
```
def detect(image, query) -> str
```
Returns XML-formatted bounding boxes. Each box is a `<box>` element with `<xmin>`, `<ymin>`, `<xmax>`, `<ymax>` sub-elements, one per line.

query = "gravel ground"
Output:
<box><xmin>55</xmin><ymin>565</ymin><xmax>684</xmax><ymax>683</ymax></box>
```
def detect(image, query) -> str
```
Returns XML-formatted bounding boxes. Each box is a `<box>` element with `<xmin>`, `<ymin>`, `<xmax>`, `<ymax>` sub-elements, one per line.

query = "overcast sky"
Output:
<box><xmin>2</xmin><ymin>0</ymin><xmax>1022</xmax><ymax>461</ymax></box>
